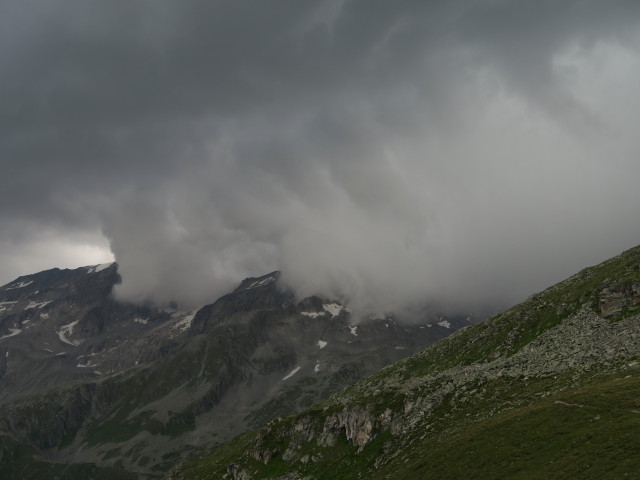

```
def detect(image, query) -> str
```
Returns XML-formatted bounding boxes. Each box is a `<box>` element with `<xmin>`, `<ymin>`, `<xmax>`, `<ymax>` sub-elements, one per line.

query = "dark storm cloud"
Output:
<box><xmin>2</xmin><ymin>0</ymin><xmax>640</xmax><ymax>313</ymax></box>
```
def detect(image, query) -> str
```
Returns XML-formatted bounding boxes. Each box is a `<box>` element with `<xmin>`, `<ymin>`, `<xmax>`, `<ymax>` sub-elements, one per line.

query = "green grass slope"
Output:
<box><xmin>382</xmin><ymin>373</ymin><xmax>640</xmax><ymax>480</ymax></box>
<box><xmin>167</xmin><ymin>245</ymin><xmax>640</xmax><ymax>480</ymax></box>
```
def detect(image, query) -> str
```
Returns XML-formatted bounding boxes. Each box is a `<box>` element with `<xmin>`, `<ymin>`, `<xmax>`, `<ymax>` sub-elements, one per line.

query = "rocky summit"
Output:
<box><xmin>0</xmin><ymin>266</ymin><xmax>469</xmax><ymax>479</ymax></box>
<box><xmin>168</xmin><ymin>245</ymin><xmax>640</xmax><ymax>480</ymax></box>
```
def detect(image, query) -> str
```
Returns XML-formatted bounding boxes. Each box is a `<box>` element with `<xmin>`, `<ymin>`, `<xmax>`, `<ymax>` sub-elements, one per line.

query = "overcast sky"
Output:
<box><xmin>2</xmin><ymin>0</ymin><xmax>640</xmax><ymax>314</ymax></box>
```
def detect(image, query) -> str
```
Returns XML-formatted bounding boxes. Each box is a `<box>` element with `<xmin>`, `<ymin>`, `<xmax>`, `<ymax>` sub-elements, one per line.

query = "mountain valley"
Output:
<box><xmin>0</xmin><ymin>265</ymin><xmax>468</xmax><ymax>478</ymax></box>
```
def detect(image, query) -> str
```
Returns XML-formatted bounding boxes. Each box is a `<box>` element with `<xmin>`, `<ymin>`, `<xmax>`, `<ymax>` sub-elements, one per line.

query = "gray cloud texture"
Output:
<box><xmin>2</xmin><ymin>0</ymin><xmax>640</xmax><ymax>314</ymax></box>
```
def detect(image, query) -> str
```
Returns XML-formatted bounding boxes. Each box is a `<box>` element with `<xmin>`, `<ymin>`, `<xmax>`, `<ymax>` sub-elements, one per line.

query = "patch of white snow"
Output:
<box><xmin>246</xmin><ymin>275</ymin><xmax>277</xmax><ymax>289</ymax></box>
<box><xmin>6</xmin><ymin>280</ymin><xmax>33</xmax><ymax>290</ymax></box>
<box><xmin>57</xmin><ymin>320</ymin><xmax>80</xmax><ymax>346</ymax></box>
<box><xmin>94</xmin><ymin>263</ymin><xmax>113</xmax><ymax>273</ymax></box>
<box><xmin>0</xmin><ymin>301</ymin><xmax>18</xmax><ymax>313</ymax></box>
<box><xmin>301</xmin><ymin>311</ymin><xmax>326</xmax><ymax>318</ymax></box>
<box><xmin>134</xmin><ymin>317</ymin><xmax>148</xmax><ymax>325</ymax></box>
<box><xmin>173</xmin><ymin>311</ymin><xmax>196</xmax><ymax>332</ymax></box>
<box><xmin>282</xmin><ymin>366</ymin><xmax>301</xmax><ymax>381</ymax></box>
<box><xmin>0</xmin><ymin>328</ymin><xmax>21</xmax><ymax>340</ymax></box>
<box><xmin>317</xmin><ymin>340</ymin><xmax>327</xmax><ymax>349</ymax></box>
<box><xmin>437</xmin><ymin>320</ymin><xmax>451</xmax><ymax>329</ymax></box>
<box><xmin>314</xmin><ymin>362</ymin><xmax>320</xmax><ymax>373</ymax></box>
<box><xmin>25</xmin><ymin>300</ymin><xmax>51</xmax><ymax>310</ymax></box>
<box><xmin>76</xmin><ymin>360</ymin><xmax>97</xmax><ymax>368</ymax></box>
<box><xmin>349</xmin><ymin>325</ymin><xmax>358</xmax><ymax>336</ymax></box>
<box><xmin>323</xmin><ymin>303</ymin><xmax>344</xmax><ymax>317</ymax></box>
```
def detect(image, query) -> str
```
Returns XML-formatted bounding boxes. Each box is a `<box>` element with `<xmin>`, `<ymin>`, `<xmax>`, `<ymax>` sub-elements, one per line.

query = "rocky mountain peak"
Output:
<box><xmin>234</xmin><ymin>271</ymin><xmax>281</xmax><ymax>292</ymax></box>
<box><xmin>0</xmin><ymin>262</ymin><xmax>470</xmax><ymax>478</ymax></box>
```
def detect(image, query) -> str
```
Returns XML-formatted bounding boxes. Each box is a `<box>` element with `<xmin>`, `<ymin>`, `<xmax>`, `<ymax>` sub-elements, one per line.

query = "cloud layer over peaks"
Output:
<box><xmin>2</xmin><ymin>1</ymin><xmax>640</xmax><ymax>314</ymax></box>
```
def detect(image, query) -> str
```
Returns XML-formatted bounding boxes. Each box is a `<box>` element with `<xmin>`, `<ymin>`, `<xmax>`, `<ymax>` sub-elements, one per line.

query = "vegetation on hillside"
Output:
<box><xmin>169</xmin><ymin>245</ymin><xmax>640</xmax><ymax>480</ymax></box>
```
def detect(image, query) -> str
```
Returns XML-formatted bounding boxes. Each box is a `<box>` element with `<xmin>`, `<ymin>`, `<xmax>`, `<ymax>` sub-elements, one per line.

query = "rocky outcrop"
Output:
<box><xmin>226</xmin><ymin>463</ymin><xmax>250</xmax><ymax>480</ymax></box>
<box><xmin>599</xmin><ymin>283</ymin><xmax>640</xmax><ymax>317</ymax></box>
<box><xmin>189</xmin><ymin>272</ymin><xmax>295</xmax><ymax>334</ymax></box>
<box><xmin>319</xmin><ymin>406</ymin><xmax>374</xmax><ymax>448</ymax></box>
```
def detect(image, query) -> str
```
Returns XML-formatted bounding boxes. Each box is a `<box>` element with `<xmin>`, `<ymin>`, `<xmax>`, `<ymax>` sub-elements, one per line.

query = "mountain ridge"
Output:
<box><xmin>0</xmin><ymin>262</ymin><xmax>470</xmax><ymax>478</ymax></box>
<box><xmin>167</xmin><ymin>244</ymin><xmax>640</xmax><ymax>480</ymax></box>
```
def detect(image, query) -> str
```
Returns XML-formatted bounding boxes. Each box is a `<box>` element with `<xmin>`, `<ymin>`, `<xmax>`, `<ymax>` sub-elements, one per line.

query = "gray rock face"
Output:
<box><xmin>599</xmin><ymin>282</ymin><xmax>640</xmax><ymax>317</ymax></box>
<box><xmin>0</xmin><ymin>263</ymin><xmax>182</xmax><ymax>404</ymax></box>
<box><xmin>319</xmin><ymin>407</ymin><xmax>374</xmax><ymax>448</ymax></box>
<box><xmin>226</xmin><ymin>463</ymin><xmax>250</xmax><ymax>480</ymax></box>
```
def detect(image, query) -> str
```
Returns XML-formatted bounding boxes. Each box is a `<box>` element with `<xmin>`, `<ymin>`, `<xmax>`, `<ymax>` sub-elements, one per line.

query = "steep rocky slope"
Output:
<box><xmin>168</xmin><ymin>244</ymin><xmax>640</xmax><ymax>480</ymax></box>
<box><xmin>0</xmin><ymin>267</ymin><xmax>469</xmax><ymax>478</ymax></box>
<box><xmin>0</xmin><ymin>263</ymin><xmax>184</xmax><ymax>404</ymax></box>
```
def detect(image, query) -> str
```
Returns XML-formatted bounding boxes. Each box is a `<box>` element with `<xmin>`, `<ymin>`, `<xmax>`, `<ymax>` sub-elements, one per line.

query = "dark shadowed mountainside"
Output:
<box><xmin>0</xmin><ymin>266</ymin><xmax>469</xmax><ymax>478</ymax></box>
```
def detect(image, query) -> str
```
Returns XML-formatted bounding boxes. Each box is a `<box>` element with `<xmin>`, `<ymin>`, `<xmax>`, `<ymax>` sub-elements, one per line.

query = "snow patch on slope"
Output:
<box><xmin>172</xmin><ymin>309</ymin><xmax>199</xmax><ymax>332</ymax></box>
<box><xmin>317</xmin><ymin>339</ymin><xmax>327</xmax><ymax>349</ymax></box>
<box><xmin>57</xmin><ymin>320</ymin><xmax>80</xmax><ymax>346</ymax></box>
<box><xmin>323</xmin><ymin>303</ymin><xmax>346</xmax><ymax>317</ymax></box>
<box><xmin>0</xmin><ymin>328</ymin><xmax>21</xmax><ymax>340</ymax></box>
<box><xmin>76</xmin><ymin>359</ymin><xmax>97</xmax><ymax>368</ymax></box>
<box><xmin>25</xmin><ymin>300</ymin><xmax>51</xmax><ymax>310</ymax></box>
<box><xmin>282</xmin><ymin>366</ymin><xmax>301</xmax><ymax>381</ymax></box>
<box><xmin>6</xmin><ymin>280</ymin><xmax>33</xmax><ymax>290</ymax></box>
<box><xmin>301</xmin><ymin>311</ymin><xmax>326</xmax><ymax>318</ymax></box>
<box><xmin>95</xmin><ymin>263</ymin><xmax>113</xmax><ymax>273</ymax></box>
<box><xmin>246</xmin><ymin>274</ymin><xmax>277</xmax><ymax>289</ymax></box>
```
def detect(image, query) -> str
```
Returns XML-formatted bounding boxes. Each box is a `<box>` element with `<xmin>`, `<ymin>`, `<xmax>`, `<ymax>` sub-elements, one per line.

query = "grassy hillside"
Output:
<box><xmin>168</xmin><ymin>245</ymin><xmax>640</xmax><ymax>480</ymax></box>
<box><xmin>397</xmin><ymin>375</ymin><xmax>640</xmax><ymax>479</ymax></box>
